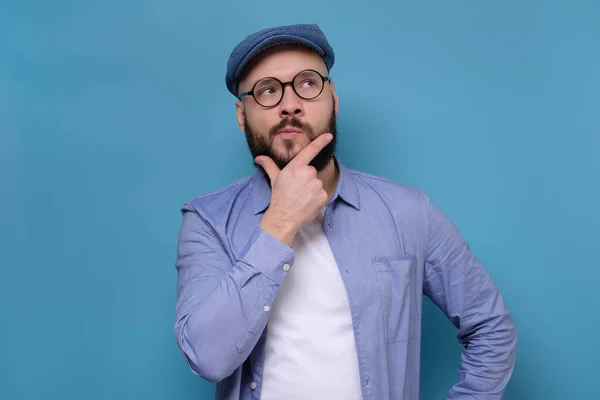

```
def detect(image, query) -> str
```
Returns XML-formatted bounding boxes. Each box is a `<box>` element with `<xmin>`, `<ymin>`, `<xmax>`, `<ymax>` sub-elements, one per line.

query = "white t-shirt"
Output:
<box><xmin>260</xmin><ymin>210</ymin><xmax>363</xmax><ymax>400</ymax></box>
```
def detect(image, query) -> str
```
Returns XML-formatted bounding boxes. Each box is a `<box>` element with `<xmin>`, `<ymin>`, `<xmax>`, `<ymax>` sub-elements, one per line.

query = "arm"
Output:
<box><xmin>421</xmin><ymin>195</ymin><xmax>517</xmax><ymax>399</ymax></box>
<box><xmin>174</xmin><ymin>134</ymin><xmax>331</xmax><ymax>382</ymax></box>
<box><xmin>174</xmin><ymin>205</ymin><xmax>294</xmax><ymax>382</ymax></box>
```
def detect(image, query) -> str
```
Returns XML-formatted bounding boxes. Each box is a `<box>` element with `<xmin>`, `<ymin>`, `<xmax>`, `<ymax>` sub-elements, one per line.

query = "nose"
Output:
<box><xmin>278</xmin><ymin>84</ymin><xmax>304</xmax><ymax>118</ymax></box>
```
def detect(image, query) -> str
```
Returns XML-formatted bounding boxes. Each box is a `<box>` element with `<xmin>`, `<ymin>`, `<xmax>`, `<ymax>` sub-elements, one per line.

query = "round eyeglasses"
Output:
<box><xmin>237</xmin><ymin>69</ymin><xmax>331</xmax><ymax>107</ymax></box>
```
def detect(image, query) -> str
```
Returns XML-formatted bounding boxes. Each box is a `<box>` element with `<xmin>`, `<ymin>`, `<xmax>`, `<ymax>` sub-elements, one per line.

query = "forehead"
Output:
<box><xmin>239</xmin><ymin>45</ymin><xmax>328</xmax><ymax>89</ymax></box>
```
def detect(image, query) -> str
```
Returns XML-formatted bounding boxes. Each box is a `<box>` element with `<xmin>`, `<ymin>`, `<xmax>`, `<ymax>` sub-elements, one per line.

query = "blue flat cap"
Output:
<box><xmin>225</xmin><ymin>23</ymin><xmax>335</xmax><ymax>97</ymax></box>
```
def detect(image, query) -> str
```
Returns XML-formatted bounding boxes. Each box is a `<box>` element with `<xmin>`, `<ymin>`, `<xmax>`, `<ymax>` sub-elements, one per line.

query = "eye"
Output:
<box><xmin>300</xmin><ymin>79</ymin><xmax>317</xmax><ymax>88</ymax></box>
<box><xmin>258</xmin><ymin>86</ymin><xmax>279</xmax><ymax>96</ymax></box>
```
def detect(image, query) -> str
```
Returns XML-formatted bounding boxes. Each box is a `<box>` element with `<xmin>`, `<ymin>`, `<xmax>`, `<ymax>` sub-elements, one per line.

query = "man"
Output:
<box><xmin>174</xmin><ymin>23</ymin><xmax>516</xmax><ymax>399</ymax></box>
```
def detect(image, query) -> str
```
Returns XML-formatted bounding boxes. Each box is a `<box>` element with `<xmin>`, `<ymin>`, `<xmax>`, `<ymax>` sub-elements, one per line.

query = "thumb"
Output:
<box><xmin>255</xmin><ymin>156</ymin><xmax>280</xmax><ymax>183</ymax></box>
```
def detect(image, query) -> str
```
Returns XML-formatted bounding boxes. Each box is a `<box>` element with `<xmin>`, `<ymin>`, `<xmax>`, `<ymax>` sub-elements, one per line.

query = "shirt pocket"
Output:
<box><xmin>372</xmin><ymin>255</ymin><xmax>418</xmax><ymax>343</ymax></box>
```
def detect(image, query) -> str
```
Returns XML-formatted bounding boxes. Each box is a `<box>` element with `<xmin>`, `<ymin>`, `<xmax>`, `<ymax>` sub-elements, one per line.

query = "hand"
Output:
<box><xmin>256</xmin><ymin>133</ymin><xmax>333</xmax><ymax>246</ymax></box>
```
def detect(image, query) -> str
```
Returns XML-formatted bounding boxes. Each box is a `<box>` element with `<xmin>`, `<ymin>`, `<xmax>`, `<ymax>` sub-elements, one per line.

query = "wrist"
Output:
<box><xmin>259</xmin><ymin>210</ymin><xmax>299</xmax><ymax>247</ymax></box>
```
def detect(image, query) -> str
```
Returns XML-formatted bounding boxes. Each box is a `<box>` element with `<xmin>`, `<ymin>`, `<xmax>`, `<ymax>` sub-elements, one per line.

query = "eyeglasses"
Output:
<box><xmin>237</xmin><ymin>69</ymin><xmax>331</xmax><ymax>107</ymax></box>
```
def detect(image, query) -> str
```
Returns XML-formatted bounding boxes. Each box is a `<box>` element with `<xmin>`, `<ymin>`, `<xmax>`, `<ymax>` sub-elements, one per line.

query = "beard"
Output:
<box><xmin>244</xmin><ymin>109</ymin><xmax>337</xmax><ymax>173</ymax></box>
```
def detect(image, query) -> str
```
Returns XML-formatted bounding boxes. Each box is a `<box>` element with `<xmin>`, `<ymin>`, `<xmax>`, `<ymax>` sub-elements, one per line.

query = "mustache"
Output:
<box><xmin>268</xmin><ymin>117</ymin><xmax>312</xmax><ymax>138</ymax></box>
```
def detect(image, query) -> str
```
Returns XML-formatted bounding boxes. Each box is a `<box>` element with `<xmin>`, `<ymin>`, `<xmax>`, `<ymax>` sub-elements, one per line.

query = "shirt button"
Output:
<box><xmin>282</xmin><ymin>263</ymin><xmax>291</xmax><ymax>272</ymax></box>
<box><xmin>250</xmin><ymin>382</ymin><xmax>257</xmax><ymax>390</ymax></box>
<box><xmin>263</xmin><ymin>305</ymin><xmax>270</xmax><ymax>312</ymax></box>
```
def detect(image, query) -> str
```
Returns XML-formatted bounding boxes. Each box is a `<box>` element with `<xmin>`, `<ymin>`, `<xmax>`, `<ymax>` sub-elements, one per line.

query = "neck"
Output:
<box><xmin>317</xmin><ymin>157</ymin><xmax>340</xmax><ymax>201</ymax></box>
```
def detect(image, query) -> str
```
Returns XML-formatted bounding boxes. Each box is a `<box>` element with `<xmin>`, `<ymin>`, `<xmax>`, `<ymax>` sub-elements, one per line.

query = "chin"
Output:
<box><xmin>275</xmin><ymin>136</ymin><xmax>309</xmax><ymax>149</ymax></box>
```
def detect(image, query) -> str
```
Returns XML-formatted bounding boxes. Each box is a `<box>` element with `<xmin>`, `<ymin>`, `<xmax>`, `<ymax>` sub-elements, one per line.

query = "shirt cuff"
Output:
<box><xmin>239</xmin><ymin>226</ymin><xmax>295</xmax><ymax>285</ymax></box>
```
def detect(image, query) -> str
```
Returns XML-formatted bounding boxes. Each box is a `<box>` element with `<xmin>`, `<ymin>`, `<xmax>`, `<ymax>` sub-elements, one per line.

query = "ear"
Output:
<box><xmin>330</xmin><ymin>81</ymin><xmax>339</xmax><ymax>116</ymax></box>
<box><xmin>235</xmin><ymin>100</ymin><xmax>246</xmax><ymax>133</ymax></box>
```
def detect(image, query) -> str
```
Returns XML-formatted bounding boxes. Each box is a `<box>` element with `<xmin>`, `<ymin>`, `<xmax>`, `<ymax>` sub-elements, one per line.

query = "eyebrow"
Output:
<box><xmin>251</xmin><ymin>68</ymin><xmax>327</xmax><ymax>85</ymax></box>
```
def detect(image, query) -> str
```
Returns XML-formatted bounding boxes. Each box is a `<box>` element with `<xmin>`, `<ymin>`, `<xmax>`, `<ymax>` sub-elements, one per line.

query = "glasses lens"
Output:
<box><xmin>253</xmin><ymin>77</ymin><xmax>283</xmax><ymax>107</ymax></box>
<box><xmin>293</xmin><ymin>70</ymin><xmax>324</xmax><ymax>100</ymax></box>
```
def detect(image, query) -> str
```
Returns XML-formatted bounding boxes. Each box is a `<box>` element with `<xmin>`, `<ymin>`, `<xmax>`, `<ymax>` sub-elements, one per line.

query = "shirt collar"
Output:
<box><xmin>251</xmin><ymin>155</ymin><xmax>361</xmax><ymax>215</ymax></box>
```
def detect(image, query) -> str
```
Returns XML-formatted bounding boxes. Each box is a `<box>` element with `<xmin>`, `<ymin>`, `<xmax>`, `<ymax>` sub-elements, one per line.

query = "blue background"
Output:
<box><xmin>1</xmin><ymin>1</ymin><xmax>599</xmax><ymax>399</ymax></box>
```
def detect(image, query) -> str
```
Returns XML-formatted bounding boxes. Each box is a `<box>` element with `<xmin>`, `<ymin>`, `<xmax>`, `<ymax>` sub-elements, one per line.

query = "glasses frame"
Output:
<box><xmin>237</xmin><ymin>69</ymin><xmax>331</xmax><ymax>107</ymax></box>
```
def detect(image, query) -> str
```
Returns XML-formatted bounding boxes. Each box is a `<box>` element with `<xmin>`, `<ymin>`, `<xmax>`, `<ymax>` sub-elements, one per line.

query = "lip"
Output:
<box><xmin>276</xmin><ymin>128</ymin><xmax>303</xmax><ymax>139</ymax></box>
<box><xmin>277</xmin><ymin>128</ymin><xmax>303</xmax><ymax>135</ymax></box>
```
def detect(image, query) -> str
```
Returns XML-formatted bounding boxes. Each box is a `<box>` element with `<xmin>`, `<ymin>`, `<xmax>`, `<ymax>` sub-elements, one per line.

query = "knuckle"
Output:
<box><xmin>300</xmin><ymin>165</ymin><xmax>317</xmax><ymax>178</ymax></box>
<box><xmin>319</xmin><ymin>191</ymin><xmax>328</xmax><ymax>203</ymax></box>
<box><xmin>311</xmin><ymin>177</ymin><xmax>323</xmax><ymax>188</ymax></box>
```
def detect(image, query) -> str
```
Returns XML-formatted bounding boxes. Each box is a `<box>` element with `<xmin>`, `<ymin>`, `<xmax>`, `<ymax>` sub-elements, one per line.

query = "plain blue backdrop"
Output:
<box><xmin>1</xmin><ymin>1</ymin><xmax>599</xmax><ymax>399</ymax></box>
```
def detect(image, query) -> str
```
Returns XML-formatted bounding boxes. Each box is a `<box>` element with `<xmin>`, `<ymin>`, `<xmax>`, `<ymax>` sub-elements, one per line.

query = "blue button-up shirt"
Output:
<box><xmin>174</xmin><ymin>157</ymin><xmax>516</xmax><ymax>399</ymax></box>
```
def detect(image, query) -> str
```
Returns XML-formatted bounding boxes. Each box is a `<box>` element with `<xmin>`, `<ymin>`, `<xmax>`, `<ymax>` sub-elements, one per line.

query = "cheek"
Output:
<box><xmin>245</xmin><ymin>109</ymin><xmax>278</xmax><ymax>136</ymax></box>
<box><xmin>306</xmin><ymin>102</ymin><xmax>334</xmax><ymax>132</ymax></box>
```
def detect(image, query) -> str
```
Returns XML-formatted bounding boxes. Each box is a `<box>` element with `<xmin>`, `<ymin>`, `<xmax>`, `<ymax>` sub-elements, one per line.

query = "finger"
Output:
<box><xmin>255</xmin><ymin>156</ymin><xmax>280</xmax><ymax>182</ymax></box>
<box><xmin>290</xmin><ymin>133</ymin><xmax>333</xmax><ymax>166</ymax></box>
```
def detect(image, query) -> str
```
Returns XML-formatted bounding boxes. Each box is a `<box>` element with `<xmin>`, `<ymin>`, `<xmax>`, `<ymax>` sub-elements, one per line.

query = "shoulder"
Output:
<box><xmin>180</xmin><ymin>175</ymin><xmax>253</xmax><ymax>216</ymax></box>
<box><xmin>346</xmin><ymin>167</ymin><xmax>431</xmax><ymax>208</ymax></box>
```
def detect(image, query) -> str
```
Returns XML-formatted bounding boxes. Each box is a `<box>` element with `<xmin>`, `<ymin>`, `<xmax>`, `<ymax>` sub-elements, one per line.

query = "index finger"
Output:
<box><xmin>290</xmin><ymin>133</ymin><xmax>333</xmax><ymax>166</ymax></box>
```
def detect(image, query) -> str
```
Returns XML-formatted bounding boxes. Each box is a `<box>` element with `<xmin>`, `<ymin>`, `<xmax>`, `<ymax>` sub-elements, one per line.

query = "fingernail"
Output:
<box><xmin>325</xmin><ymin>133</ymin><xmax>333</xmax><ymax>141</ymax></box>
